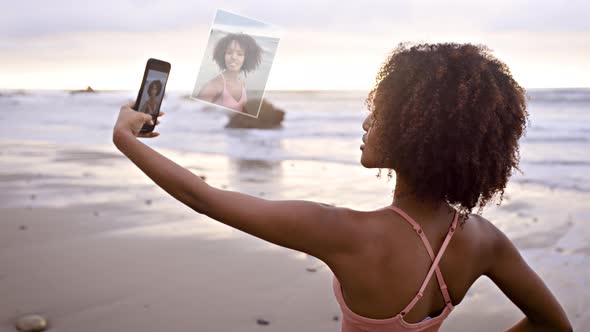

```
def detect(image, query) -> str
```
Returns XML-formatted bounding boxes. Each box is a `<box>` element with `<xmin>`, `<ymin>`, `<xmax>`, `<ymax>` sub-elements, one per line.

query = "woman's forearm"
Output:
<box><xmin>506</xmin><ymin>317</ymin><xmax>572</xmax><ymax>332</ymax></box>
<box><xmin>112</xmin><ymin>129</ymin><xmax>209</xmax><ymax>212</ymax></box>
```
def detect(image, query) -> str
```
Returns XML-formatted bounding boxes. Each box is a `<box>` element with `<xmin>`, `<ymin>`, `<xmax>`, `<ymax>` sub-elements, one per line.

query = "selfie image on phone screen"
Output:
<box><xmin>138</xmin><ymin>69</ymin><xmax>168</xmax><ymax>119</ymax></box>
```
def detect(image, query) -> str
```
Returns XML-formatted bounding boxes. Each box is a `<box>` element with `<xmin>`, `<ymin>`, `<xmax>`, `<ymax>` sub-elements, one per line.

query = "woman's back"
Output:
<box><xmin>329</xmin><ymin>203</ymin><xmax>495</xmax><ymax>326</ymax></box>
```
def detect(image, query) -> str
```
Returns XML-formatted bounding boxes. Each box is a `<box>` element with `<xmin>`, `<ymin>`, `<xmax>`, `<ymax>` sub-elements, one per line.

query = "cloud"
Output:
<box><xmin>482</xmin><ymin>0</ymin><xmax>590</xmax><ymax>33</ymax></box>
<box><xmin>0</xmin><ymin>0</ymin><xmax>211</xmax><ymax>39</ymax></box>
<box><xmin>4</xmin><ymin>0</ymin><xmax>588</xmax><ymax>40</ymax></box>
<box><xmin>2</xmin><ymin>0</ymin><xmax>589</xmax><ymax>89</ymax></box>
<box><xmin>2</xmin><ymin>0</ymin><xmax>413</xmax><ymax>39</ymax></box>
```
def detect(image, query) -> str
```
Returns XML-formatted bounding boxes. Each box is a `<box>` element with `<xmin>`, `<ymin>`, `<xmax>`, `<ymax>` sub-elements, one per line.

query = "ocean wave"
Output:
<box><xmin>511</xmin><ymin>177</ymin><xmax>590</xmax><ymax>193</ymax></box>
<box><xmin>523</xmin><ymin>136</ymin><xmax>589</xmax><ymax>143</ymax></box>
<box><xmin>525</xmin><ymin>160</ymin><xmax>590</xmax><ymax>166</ymax></box>
<box><xmin>527</xmin><ymin>88</ymin><xmax>590</xmax><ymax>103</ymax></box>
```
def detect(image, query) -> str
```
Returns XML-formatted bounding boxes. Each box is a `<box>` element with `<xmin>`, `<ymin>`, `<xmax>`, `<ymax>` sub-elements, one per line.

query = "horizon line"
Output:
<box><xmin>2</xmin><ymin>87</ymin><xmax>590</xmax><ymax>93</ymax></box>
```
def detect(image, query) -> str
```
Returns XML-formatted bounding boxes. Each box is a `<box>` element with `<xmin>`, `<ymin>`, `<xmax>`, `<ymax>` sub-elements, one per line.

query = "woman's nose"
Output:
<box><xmin>363</xmin><ymin>117</ymin><xmax>371</xmax><ymax>131</ymax></box>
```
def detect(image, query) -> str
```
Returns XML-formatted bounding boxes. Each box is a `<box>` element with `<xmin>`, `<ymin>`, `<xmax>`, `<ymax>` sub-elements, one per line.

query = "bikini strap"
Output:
<box><xmin>384</xmin><ymin>205</ymin><xmax>458</xmax><ymax>315</ymax></box>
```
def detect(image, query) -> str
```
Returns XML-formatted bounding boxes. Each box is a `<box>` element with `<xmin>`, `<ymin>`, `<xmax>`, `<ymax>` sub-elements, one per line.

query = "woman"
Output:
<box><xmin>197</xmin><ymin>32</ymin><xmax>263</xmax><ymax>113</ymax></box>
<box><xmin>113</xmin><ymin>42</ymin><xmax>572</xmax><ymax>331</ymax></box>
<box><xmin>139</xmin><ymin>79</ymin><xmax>163</xmax><ymax>117</ymax></box>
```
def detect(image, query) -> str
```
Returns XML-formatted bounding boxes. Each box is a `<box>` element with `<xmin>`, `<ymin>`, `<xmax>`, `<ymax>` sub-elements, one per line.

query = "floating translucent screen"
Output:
<box><xmin>191</xmin><ymin>9</ymin><xmax>281</xmax><ymax>118</ymax></box>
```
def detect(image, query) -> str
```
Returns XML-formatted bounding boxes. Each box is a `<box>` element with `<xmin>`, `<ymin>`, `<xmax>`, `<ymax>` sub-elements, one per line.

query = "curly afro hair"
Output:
<box><xmin>213</xmin><ymin>32</ymin><xmax>263</xmax><ymax>74</ymax></box>
<box><xmin>366</xmin><ymin>42</ymin><xmax>529</xmax><ymax>224</ymax></box>
<box><xmin>147</xmin><ymin>79</ymin><xmax>162</xmax><ymax>96</ymax></box>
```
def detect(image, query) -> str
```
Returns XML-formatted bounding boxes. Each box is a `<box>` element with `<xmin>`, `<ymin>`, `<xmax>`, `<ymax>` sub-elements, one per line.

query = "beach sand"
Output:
<box><xmin>1</xmin><ymin>138</ymin><xmax>588</xmax><ymax>331</ymax></box>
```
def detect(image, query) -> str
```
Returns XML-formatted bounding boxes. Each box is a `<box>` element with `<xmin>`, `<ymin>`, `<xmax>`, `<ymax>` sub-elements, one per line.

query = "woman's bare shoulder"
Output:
<box><xmin>468</xmin><ymin>213</ymin><xmax>506</xmax><ymax>245</ymax></box>
<box><xmin>462</xmin><ymin>213</ymin><xmax>508</xmax><ymax>269</ymax></box>
<box><xmin>208</xmin><ymin>75</ymin><xmax>224</xmax><ymax>89</ymax></box>
<box><xmin>463</xmin><ymin>213</ymin><xmax>496</xmax><ymax>236</ymax></box>
<box><xmin>197</xmin><ymin>75</ymin><xmax>224</xmax><ymax>101</ymax></box>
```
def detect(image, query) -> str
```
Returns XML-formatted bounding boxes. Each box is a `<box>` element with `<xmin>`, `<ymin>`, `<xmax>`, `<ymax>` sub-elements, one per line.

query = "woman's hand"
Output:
<box><xmin>113</xmin><ymin>101</ymin><xmax>165</xmax><ymax>139</ymax></box>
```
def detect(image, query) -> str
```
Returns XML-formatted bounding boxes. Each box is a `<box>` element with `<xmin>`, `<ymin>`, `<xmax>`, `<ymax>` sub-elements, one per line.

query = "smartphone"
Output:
<box><xmin>134</xmin><ymin>58</ymin><xmax>171</xmax><ymax>133</ymax></box>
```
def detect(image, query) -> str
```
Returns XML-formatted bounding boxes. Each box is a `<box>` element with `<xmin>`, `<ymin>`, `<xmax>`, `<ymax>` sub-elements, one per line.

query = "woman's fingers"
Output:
<box><xmin>135</xmin><ymin>112</ymin><xmax>162</xmax><ymax>138</ymax></box>
<box><xmin>137</xmin><ymin>131</ymin><xmax>160</xmax><ymax>138</ymax></box>
<box><xmin>123</xmin><ymin>100</ymin><xmax>135</xmax><ymax>109</ymax></box>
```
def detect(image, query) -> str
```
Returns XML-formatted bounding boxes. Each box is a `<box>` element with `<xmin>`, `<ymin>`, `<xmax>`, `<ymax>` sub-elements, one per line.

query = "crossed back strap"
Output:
<box><xmin>384</xmin><ymin>205</ymin><xmax>458</xmax><ymax>316</ymax></box>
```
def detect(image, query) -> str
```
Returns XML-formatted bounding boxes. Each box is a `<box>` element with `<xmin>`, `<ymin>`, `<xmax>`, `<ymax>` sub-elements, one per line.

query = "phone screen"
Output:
<box><xmin>138</xmin><ymin>69</ymin><xmax>168</xmax><ymax>115</ymax></box>
<box><xmin>136</xmin><ymin>60</ymin><xmax>170</xmax><ymax>132</ymax></box>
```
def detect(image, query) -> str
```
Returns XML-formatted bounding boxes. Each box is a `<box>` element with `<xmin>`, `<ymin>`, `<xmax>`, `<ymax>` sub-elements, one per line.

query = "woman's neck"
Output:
<box><xmin>223</xmin><ymin>70</ymin><xmax>240</xmax><ymax>81</ymax></box>
<box><xmin>391</xmin><ymin>175</ymin><xmax>448</xmax><ymax>215</ymax></box>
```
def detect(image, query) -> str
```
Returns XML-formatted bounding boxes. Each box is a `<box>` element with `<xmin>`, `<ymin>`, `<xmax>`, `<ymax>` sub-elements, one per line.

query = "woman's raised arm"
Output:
<box><xmin>113</xmin><ymin>104</ymin><xmax>365</xmax><ymax>265</ymax></box>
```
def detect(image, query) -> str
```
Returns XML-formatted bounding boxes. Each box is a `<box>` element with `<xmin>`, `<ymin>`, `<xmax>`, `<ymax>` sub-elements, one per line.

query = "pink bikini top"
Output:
<box><xmin>333</xmin><ymin>205</ymin><xmax>459</xmax><ymax>332</ymax></box>
<box><xmin>213</xmin><ymin>72</ymin><xmax>247</xmax><ymax>113</ymax></box>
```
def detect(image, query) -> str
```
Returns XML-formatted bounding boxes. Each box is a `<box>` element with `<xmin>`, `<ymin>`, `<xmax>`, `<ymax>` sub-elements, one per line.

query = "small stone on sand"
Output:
<box><xmin>332</xmin><ymin>315</ymin><xmax>340</xmax><ymax>321</ymax></box>
<box><xmin>221</xmin><ymin>184</ymin><xmax>227</xmax><ymax>189</ymax></box>
<box><xmin>145</xmin><ymin>199</ymin><xmax>152</xmax><ymax>205</ymax></box>
<box><xmin>19</xmin><ymin>225</ymin><xmax>27</xmax><ymax>230</ymax></box>
<box><xmin>30</xmin><ymin>194</ymin><xmax>36</xmax><ymax>200</ymax></box>
<box><xmin>306</xmin><ymin>267</ymin><xmax>317</xmax><ymax>272</ymax></box>
<box><xmin>15</xmin><ymin>314</ymin><xmax>48</xmax><ymax>332</ymax></box>
<box><xmin>199</xmin><ymin>175</ymin><xmax>207</xmax><ymax>181</ymax></box>
<box><xmin>93</xmin><ymin>211</ymin><xmax>99</xmax><ymax>216</ymax></box>
<box><xmin>256</xmin><ymin>318</ymin><xmax>270</xmax><ymax>325</ymax></box>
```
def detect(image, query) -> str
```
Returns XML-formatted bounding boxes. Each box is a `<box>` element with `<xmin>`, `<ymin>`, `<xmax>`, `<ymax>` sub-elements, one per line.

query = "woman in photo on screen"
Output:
<box><xmin>140</xmin><ymin>79</ymin><xmax>163</xmax><ymax>117</ymax></box>
<box><xmin>197</xmin><ymin>32</ymin><xmax>263</xmax><ymax>114</ymax></box>
<box><xmin>114</xmin><ymin>42</ymin><xmax>572</xmax><ymax>331</ymax></box>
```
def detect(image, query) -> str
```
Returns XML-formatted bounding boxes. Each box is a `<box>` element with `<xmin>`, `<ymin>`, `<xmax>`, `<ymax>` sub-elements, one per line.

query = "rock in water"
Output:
<box><xmin>225</xmin><ymin>98</ymin><xmax>285</xmax><ymax>129</ymax></box>
<box><xmin>70</xmin><ymin>86</ymin><xmax>95</xmax><ymax>94</ymax></box>
<box><xmin>15</xmin><ymin>314</ymin><xmax>48</xmax><ymax>332</ymax></box>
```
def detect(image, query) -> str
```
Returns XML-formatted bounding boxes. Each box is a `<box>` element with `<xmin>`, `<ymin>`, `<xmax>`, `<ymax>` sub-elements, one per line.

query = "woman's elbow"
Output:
<box><xmin>535</xmin><ymin>317</ymin><xmax>573</xmax><ymax>332</ymax></box>
<box><xmin>558</xmin><ymin>321</ymin><xmax>573</xmax><ymax>332</ymax></box>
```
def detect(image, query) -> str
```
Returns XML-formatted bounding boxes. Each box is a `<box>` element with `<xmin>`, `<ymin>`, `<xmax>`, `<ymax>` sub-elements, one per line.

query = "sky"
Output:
<box><xmin>1</xmin><ymin>0</ymin><xmax>589</xmax><ymax>91</ymax></box>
